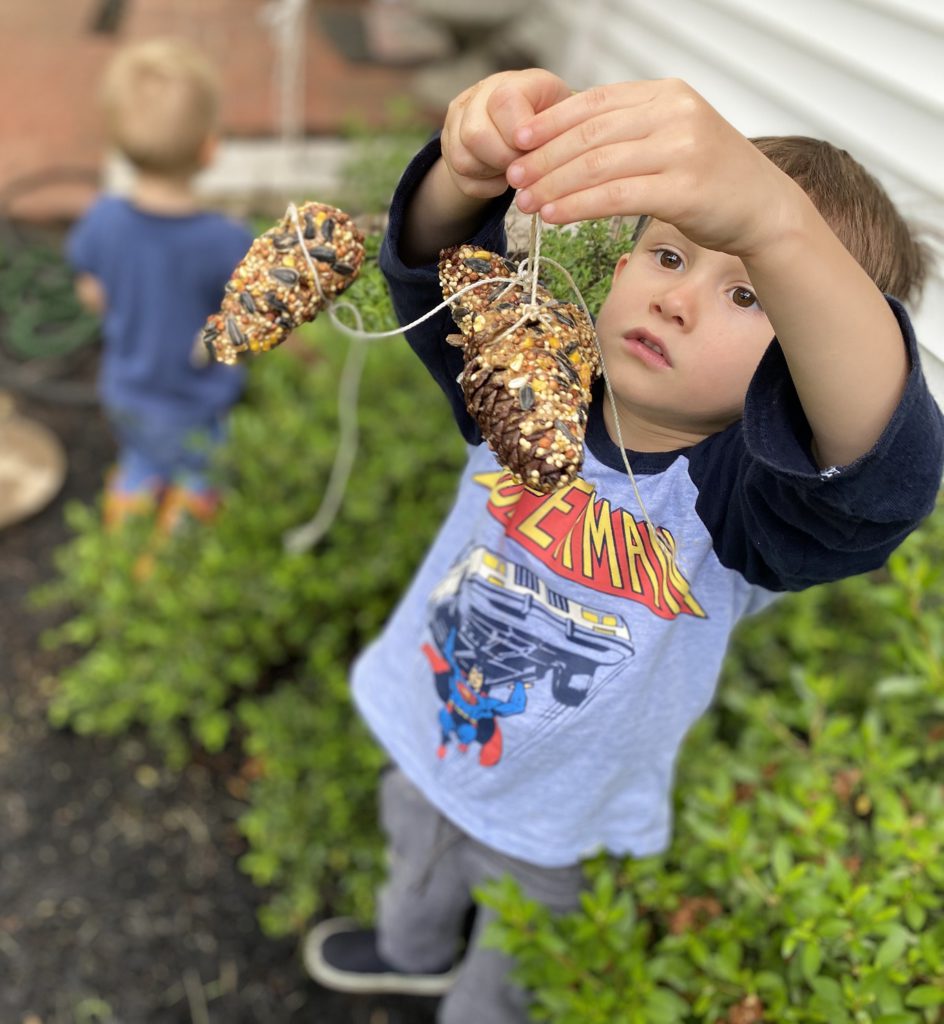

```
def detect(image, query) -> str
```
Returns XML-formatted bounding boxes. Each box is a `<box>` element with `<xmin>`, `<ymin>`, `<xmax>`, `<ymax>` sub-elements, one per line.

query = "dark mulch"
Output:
<box><xmin>0</xmin><ymin>377</ymin><xmax>438</xmax><ymax>1024</ymax></box>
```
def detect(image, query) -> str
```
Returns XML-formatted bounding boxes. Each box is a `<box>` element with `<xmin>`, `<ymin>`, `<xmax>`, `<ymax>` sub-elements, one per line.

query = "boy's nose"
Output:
<box><xmin>649</xmin><ymin>290</ymin><xmax>690</xmax><ymax>328</ymax></box>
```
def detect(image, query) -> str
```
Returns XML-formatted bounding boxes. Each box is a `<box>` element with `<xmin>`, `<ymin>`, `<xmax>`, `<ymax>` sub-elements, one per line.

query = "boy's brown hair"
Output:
<box><xmin>632</xmin><ymin>136</ymin><xmax>929</xmax><ymax>304</ymax></box>
<box><xmin>751</xmin><ymin>135</ymin><xmax>928</xmax><ymax>304</ymax></box>
<box><xmin>101</xmin><ymin>38</ymin><xmax>220</xmax><ymax>176</ymax></box>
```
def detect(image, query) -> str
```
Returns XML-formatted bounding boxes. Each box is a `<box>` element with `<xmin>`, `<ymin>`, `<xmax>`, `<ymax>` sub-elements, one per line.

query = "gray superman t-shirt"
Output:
<box><xmin>350</xmin><ymin>137</ymin><xmax>944</xmax><ymax>868</ymax></box>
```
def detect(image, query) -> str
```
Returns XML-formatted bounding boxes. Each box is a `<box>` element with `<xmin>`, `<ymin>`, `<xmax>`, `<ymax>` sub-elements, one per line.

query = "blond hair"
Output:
<box><xmin>751</xmin><ymin>136</ymin><xmax>930</xmax><ymax>305</ymax></box>
<box><xmin>101</xmin><ymin>38</ymin><xmax>220</xmax><ymax>176</ymax></box>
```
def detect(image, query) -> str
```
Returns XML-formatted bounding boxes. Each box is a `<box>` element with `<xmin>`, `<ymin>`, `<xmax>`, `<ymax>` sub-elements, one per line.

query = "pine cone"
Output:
<box><xmin>438</xmin><ymin>245</ymin><xmax>552</xmax><ymax>338</ymax></box>
<box><xmin>440</xmin><ymin>244</ymin><xmax>600</xmax><ymax>493</ymax></box>
<box><xmin>204</xmin><ymin>202</ymin><xmax>365</xmax><ymax>365</ymax></box>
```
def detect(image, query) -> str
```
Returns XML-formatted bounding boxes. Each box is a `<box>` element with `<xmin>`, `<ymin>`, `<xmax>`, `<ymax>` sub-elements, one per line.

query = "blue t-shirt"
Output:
<box><xmin>67</xmin><ymin>195</ymin><xmax>253</xmax><ymax>424</ymax></box>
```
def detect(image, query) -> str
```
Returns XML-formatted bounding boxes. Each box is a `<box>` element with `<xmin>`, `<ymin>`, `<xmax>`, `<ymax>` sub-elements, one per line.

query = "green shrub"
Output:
<box><xmin>35</xmin><ymin>248</ymin><xmax>466</xmax><ymax>925</ymax></box>
<box><xmin>330</xmin><ymin>99</ymin><xmax>431</xmax><ymax>216</ymax></box>
<box><xmin>480</xmin><ymin>495</ymin><xmax>944</xmax><ymax>1022</ymax></box>
<box><xmin>0</xmin><ymin>234</ymin><xmax>99</xmax><ymax>358</ymax></box>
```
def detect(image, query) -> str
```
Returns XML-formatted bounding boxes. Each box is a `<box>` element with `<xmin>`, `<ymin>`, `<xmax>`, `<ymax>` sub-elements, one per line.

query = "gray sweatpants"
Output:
<box><xmin>376</xmin><ymin>768</ymin><xmax>585</xmax><ymax>1024</ymax></box>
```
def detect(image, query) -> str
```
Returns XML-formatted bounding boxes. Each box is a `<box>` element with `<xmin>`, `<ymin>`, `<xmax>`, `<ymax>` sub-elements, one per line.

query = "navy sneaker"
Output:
<box><xmin>303</xmin><ymin>918</ymin><xmax>458</xmax><ymax>996</ymax></box>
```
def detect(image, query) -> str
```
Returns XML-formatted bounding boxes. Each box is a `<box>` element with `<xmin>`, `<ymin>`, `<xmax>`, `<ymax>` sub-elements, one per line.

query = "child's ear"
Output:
<box><xmin>612</xmin><ymin>252</ymin><xmax>632</xmax><ymax>281</ymax></box>
<box><xmin>198</xmin><ymin>135</ymin><xmax>219</xmax><ymax>169</ymax></box>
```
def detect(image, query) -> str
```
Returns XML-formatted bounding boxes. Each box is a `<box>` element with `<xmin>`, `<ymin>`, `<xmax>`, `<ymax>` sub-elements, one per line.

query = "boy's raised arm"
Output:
<box><xmin>399</xmin><ymin>159</ymin><xmax>493</xmax><ymax>268</ymax></box>
<box><xmin>727</xmin><ymin>184</ymin><xmax>909</xmax><ymax>470</ymax></box>
<box><xmin>400</xmin><ymin>70</ymin><xmax>572</xmax><ymax>267</ymax></box>
<box><xmin>507</xmin><ymin>79</ymin><xmax>911</xmax><ymax>469</ymax></box>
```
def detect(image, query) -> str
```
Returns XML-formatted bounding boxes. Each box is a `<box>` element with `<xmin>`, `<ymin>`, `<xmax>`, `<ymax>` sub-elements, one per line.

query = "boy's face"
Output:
<box><xmin>593</xmin><ymin>220</ymin><xmax>775</xmax><ymax>449</ymax></box>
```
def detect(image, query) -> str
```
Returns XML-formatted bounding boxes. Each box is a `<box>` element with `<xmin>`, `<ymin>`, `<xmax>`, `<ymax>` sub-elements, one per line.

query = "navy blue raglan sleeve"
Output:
<box><xmin>378</xmin><ymin>135</ymin><xmax>515</xmax><ymax>443</ymax></box>
<box><xmin>688</xmin><ymin>298</ymin><xmax>944</xmax><ymax>591</ymax></box>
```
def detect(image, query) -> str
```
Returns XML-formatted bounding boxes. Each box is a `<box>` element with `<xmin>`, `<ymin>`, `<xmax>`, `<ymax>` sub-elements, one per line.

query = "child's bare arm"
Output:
<box><xmin>507</xmin><ymin>79</ymin><xmax>909</xmax><ymax>468</ymax></box>
<box><xmin>400</xmin><ymin>69</ymin><xmax>572</xmax><ymax>267</ymax></box>
<box><xmin>75</xmin><ymin>272</ymin><xmax>106</xmax><ymax>316</ymax></box>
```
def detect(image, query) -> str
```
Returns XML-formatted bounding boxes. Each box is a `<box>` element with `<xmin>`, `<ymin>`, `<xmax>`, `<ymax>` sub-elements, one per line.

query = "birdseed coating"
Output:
<box><xmin>203</xmin><ymin>202</ymin><xmax>365</xmax><ymax>365</ymax></box>
<box><xmin>439</xmin><ymin>244</ymin><xmax>600</xmax><ymax>494</ymax></box>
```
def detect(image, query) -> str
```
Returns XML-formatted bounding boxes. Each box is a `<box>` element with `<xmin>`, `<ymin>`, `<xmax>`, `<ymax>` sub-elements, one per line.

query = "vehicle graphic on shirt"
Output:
<box><xmin>423</xmin><ymin>546</ymin><xmax>634</xmax><ymax>765</ymax></box>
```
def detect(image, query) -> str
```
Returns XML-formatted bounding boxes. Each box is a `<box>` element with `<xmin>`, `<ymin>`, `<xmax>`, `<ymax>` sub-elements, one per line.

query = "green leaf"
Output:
<box><xmin>194</xmin><ymin>709</ymin><xmax>231</xmax><ymax>753</ymax></box>
<box><xmin>802</xmin><ymin>941</ymin><xmax>824</xmax><ymax>982</ymax></box>
<box><xmin>905</xmin><ymin>986</ymin><xmax>944</xmax><ymax>1008</ymax></box>
<box><xmin>644</xmin><ymin>987</ymin><xmax>690</xmax><ymax>1023</ymax></box>
<box><xmin>875</xmin><ymin>926</ymin><xmax>910</xmax><ymax>969</ymax></box>
<box><xmin>772</xmin><ymin>838</ymin><xmax>794</xmax><ymax>882</ymax></box>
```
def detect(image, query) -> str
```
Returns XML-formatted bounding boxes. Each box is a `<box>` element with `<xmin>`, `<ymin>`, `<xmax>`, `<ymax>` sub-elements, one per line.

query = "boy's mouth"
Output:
<box><xmin>623</xmin><ymin>329</ymin><xmax>672</xmax><ymax>367</ymax></box>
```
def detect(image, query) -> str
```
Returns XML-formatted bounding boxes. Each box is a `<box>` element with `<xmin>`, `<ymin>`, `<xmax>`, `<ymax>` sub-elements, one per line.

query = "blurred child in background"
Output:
<box><xmin>68</xmin><ymin>37</ymin><xmax>252</xmax><ymax>532</ymax></box>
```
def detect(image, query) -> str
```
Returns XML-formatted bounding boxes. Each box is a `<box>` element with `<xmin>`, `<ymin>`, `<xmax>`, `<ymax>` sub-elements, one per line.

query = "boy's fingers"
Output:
<box><xmin>514</xmin><ymin>80</ymin><xmax>659</xmax><ymax>150</ymax></box>
<box><xmin>442</xmin><ymin>92</ymin><xmax>516</xmax><ymax>183</ymax></box>
<box><xmin>488</xmin><ymin>71</ymin><xmax>573</xmax><ymax>149</ymax></box>
<box><xmin>524</xmin><ymin>178</ymin><xmax>663</xmax><ymax>225</ymax></box>
<box><xmin>451</xmin><ymin>127</ymin><xmax>521</xmax><ymax>181</ymax></box>
<box><xmin>514</xmin><ymin>126</ymin><xmax>674</xmax><ymax>212</ymax></box>
<box><xmin>449</xmin><ymin>71</ymin><xmax>571</xmax><ymax>183</ymax></box>
<box><xmin>514</xmin><ymin>137</ymin><xmax>686</xmax><ymax>224</ymax></box>
<box><xmin>508</xmin><ymin>106</ymin><xmax>659</xmax><ymax>189</ymax></box>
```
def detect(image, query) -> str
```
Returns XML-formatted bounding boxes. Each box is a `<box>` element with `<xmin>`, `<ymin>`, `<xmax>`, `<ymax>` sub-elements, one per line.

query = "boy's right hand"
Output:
<box><xmin>401</xmin><ymin>69</ymin><xmax>572</xmax><ymax>266</ymax></box>
<box><xmin>440</xmin><ymin>69</ymin><xmax>573</xmax><ymax>200</ymax></box>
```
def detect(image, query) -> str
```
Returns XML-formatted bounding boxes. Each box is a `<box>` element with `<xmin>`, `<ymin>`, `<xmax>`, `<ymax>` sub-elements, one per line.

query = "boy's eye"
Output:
<box><xmin>731</xmin><ymin>287</ymin><xmax>758</xmax><ymax>308</ymax></box>
<box><xmin>656</xmin><ymin>249</ymin><xmax>681</xmax><ymax>269</ymax></box>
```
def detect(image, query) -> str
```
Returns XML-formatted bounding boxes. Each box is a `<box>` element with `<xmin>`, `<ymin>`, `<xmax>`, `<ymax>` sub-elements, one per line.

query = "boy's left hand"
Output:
<box><xmin>507</xmin><ymin>78</ymin><xmax>801</xmax><ymax>259</ymax></box>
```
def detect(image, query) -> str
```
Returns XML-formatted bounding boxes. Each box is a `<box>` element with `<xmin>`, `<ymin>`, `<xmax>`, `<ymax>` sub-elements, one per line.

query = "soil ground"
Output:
<box><xmin>0</xmin><ymin>368</ymin><xmax>438</xmax><ymax>1023</ymax></box>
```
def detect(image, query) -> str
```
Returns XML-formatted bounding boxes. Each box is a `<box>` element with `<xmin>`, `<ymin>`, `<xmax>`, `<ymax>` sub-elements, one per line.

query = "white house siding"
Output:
<box><xmin>541</xmin><ymin>0</ymin><xmax>944</xmax><ymax>407</ymax></box>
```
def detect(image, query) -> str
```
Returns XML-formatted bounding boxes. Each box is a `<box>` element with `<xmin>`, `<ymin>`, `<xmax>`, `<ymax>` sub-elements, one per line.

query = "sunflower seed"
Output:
<box><xmin>266</xmin><ymin>291</ymin><xmax>290</xmax><ymax>313</ymax></box>
<box><xmin>270</xmin><ymin>267</ymin><xmax>300</xmax><ymax>285</ymax></box>
<box><xmin>226</xmin><ymin>317</ymin><xmax>246</xmax><ymax>346</ymax></box>
<box><xmin>462</xmin><ymin>257</ymin><xmax>493</xmax><ymax>274</ymax></box>
<box><xmin>555</xmin><ymin>419</ymin><xmax>579</xmax><ymax>444</ymax></box>
<box><xmin>555</xmin><ymin>352</ymin><xmax>580</xmax><ymax>383</ymax></box>
<box><xmin>307</xmin><ymin>246</ymin><xmax>336</xmax><ymax>263</ymax></box>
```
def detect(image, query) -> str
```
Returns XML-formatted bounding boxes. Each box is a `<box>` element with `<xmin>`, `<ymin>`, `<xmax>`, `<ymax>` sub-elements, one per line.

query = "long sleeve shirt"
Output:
<box><xmin>350</xmin><ymin>138</ymin><xmax>944</xmax><ymax>866</ymax></box>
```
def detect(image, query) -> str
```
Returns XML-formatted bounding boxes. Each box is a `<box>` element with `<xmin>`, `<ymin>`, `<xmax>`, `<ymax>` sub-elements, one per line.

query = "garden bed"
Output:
<box><xmin>0</xmin><ymin>380</ymin><xmax>437</xmax><ymax>1024</ymax></box>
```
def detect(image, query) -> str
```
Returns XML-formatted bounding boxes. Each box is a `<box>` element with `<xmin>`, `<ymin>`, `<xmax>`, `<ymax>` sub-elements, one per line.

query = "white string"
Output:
<box><xmin>531</xmin><ymin>250</ymin><xmax>664</xmax><ymax>554</ymax></box>
<box><xmin>259</xmin><ymin>0</ymin><xmax>306</xmax><ymax>143</ymax></box>
<box><xmin>282</xmin><ymin>326</ymin><xmax>367</xmax><ymax>554</ymax></box>
<box><xmin>287</xmin><ymin>200</ymin><xmax>521</xmax><ymax>341</ymax></box>
<box><xmin>280</xmin><ymin>203</ymin><xmax>669</xmax><ymax>565</ymax></box>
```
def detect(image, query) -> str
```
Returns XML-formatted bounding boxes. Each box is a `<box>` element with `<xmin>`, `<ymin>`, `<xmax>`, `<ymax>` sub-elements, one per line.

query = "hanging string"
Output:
<box><xmin>281</xmin><ymin>203</ymin><xmax>670</xmax><ymax>565</ymax></box>
<box><xmin>281</xmin><ymin>327</ymin><xmax>367</xmax><ymax>555</ymax></box>
<box><xmin>534</xmin><ymin>251</ymin><xmax>665</xmax><ymax>556</ymax></box>
<box><xmin>259</xmin><ymin>0</ymin><xmax>307</xmax><ymax>144</ymax></box>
